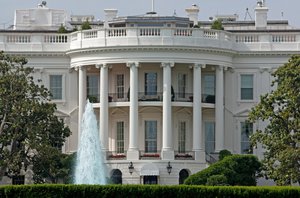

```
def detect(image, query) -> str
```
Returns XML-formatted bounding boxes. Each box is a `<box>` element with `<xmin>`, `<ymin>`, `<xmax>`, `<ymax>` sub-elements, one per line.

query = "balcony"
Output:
<box><xmin>174</xmin><ymin>151</ymin><xmax>195</xmax><ymax>160</ymax></box>
<box><xmin>138</xmin><ymin>92</ymin><xmax>162</xmax><ymax>101</ymax></box>
<box><xmin>1</xmin><ymin>28</ymin><xmax>300</xmax><ymax>53</ymax></box>
<box><xmin>139</xmin><ymin>151</ymin><xmax>161</xmax><ymax>160</ymax></box>
<box><xmin>107</xmin><ymin>151</ymin><xmax>126</xmax><ymax>160</ymax></box>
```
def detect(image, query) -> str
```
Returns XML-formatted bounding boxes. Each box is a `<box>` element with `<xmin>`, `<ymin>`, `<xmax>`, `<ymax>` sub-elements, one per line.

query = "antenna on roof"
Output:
<box><xmin>244</xmin><ymin>8</ymin><xmax>252</xmax><ymax>20</ymax></box>
<box><xmin>152</xmin><ymin>0</ymin><xmax>155</xmax><ymax>12</ymax></box>
<box><xmin>146</xmin><ymin>0</ymin><xmax>157</xmax><ymax>15</ymax></box>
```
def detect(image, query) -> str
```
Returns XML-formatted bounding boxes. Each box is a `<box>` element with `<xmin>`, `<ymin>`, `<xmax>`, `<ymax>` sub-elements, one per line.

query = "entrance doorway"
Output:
<box><xmin>143</xmin><ymin>176</ymin><xmax>158</xmax><ymax>184</ymax></box>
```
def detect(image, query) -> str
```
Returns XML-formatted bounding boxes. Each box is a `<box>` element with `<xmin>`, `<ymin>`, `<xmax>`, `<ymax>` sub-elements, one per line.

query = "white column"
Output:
<box><xmin>215</xmin><ymin>65</ymin><xmax>224</xmax><ymax>152</ymax></box>
<box><xmin>99</xmin><ymin>64</ymin><xmax>109</xmax><ymax>151</ymax></box>
<box><xmin>193</xmin><ymin>63</ymin><xmax>205</xmax><ymax>162</ymax></box>
<box><xmin>127</xmin><ymin>62</ymin><xmax>139</xmax><ymax>160</ymax></box>
<box><xmin>78</xmin><ymin>66</ymin><xmax>87</xmax><ymax>146</ymax></box>
<box><xmin>161</xmin><ymin>62</ymin><xmax>174</xmax><ymax>160</ymax></box>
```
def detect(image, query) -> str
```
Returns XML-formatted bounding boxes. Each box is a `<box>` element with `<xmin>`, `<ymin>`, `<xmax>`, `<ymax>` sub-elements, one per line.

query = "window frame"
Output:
<box><xmin>238</xmin><ymin>73</ymin><xmax>256</xmax><ymax>102</ymax></box>
<box><xmin>116</xmin><ymin>121</ymin><xmax>125</xmax><ymax>154</ymax></box>
<box><xmin>240</xmin><ymin>121</ymin><xmax>253</xmax><ymax>154</ymax></box>
<box><xmin>87</xmin><ymin>74</ymin><xmax>99</xmax><ymax>103</ymax></box>
<box><xmin>49</xmin><ymin>74</ymin><xmax>65</xmax><ymax>102</ymax></box>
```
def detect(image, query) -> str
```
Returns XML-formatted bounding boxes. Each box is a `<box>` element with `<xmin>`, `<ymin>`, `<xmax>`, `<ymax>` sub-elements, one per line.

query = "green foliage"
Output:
<box><xmin>211</xmin><ymin>19</ymin><xmax>224</xmax><ymax>30</ymax></box>
<box><xmin>0</xmin><ymin>185</ymin><xmax>300</xmax><ymax>198</ymax></box>
<box><xmin>184</xmin><ymin>154</ymin><xmax>261</xmax><ymax>186</ymax></box>
<box><xmin>57</xmin><ymin>24</ymin><xmax>68</xmax><ymax>33</ymax></box>
<box><xmin>206</xmin><ymin>174</ymin><xmax>228</xmax><ymax>186</ymax></box>
<box><xmin>0</xmin><ymin>51</ymin><xmax>71</xmax><ymax>181</ymax></box>
<box><xmin>219</xmin><ymin>149</ymin><xmax>232</xmax><ymax>161</ymax></box>
<box><xmin>248</xmin><ymin>55</ymin><xmax>300</xmax><ymax>186</ymax></box>
<box><xmin>81</xmin><ymin>20</ymin><xmax>91</xmax><ymax>30</ymax></box>
<box><xmin>32</xmin><ymin>151</ymin><xmax>76</xmax><ymax>184</ymax></box>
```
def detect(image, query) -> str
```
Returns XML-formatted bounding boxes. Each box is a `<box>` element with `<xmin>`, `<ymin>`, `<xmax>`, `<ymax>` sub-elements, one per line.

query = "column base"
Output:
<box><xmin>127</xmin><ymin>150</ymin><xmax>139</xmax><ymax>160</ymax></box>
<box><xmin>194</xmin><ymin>150</ymin><xmax>206</xmax><ymax>163</ymax></box>
<box><xmin>161</xmin><ymin>150</ymin><xmax>174</xmax><ymax>160</ymax></box>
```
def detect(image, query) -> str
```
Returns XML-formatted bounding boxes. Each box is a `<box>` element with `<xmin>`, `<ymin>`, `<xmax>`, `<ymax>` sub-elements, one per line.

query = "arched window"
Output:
<box><xmin>179</xmin><ymin>169</ymin><xmax>189</xmax><ymax>184</ymax></box>
<box><xmin>111</xmin><ymin>169</ymin><xmax>122</xmax><ymax>184</ymax></box>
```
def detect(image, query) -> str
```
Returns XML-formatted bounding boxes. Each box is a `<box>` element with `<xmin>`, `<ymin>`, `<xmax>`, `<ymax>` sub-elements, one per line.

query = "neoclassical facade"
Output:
<box><xmin>0</xmin><ymin>1</ymin><xmax>298</xmax><ymax>184</ymax></box>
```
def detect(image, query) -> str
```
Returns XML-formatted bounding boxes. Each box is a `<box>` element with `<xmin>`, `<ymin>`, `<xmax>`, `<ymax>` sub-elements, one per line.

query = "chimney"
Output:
<box><xmin>185</xmin><ymin>4</ymin><xmax>199</xmax><ymax>26</ymax></box>
<box><xmin>104</xmin><ymin>9</ymin><xmax>118</xmax><ymax>28</ymax></box>
<box><xmin>255</xmin><ymin>0</ymin><xmax>268</xmax><ymax>29</ymax></box>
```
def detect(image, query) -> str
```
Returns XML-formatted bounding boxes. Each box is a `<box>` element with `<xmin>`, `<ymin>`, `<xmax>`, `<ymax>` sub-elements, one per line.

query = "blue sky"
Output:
<box><xmin>1</xmin><ymin>0</ymin><xmax>300</xmax><ymax>28</ymax></box>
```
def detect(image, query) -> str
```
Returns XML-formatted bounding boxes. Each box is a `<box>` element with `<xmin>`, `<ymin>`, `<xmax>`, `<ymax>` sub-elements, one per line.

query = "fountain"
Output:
<box><xmin>74</xmin><ymin>100</ymin><xmax>107</xmax><ymax>184</ymax></box>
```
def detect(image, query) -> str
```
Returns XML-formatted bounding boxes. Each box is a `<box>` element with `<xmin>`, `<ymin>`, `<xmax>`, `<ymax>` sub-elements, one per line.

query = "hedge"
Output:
<box><xmin>0</xmin><ymin>185</ymin><xmax>300</xmax><ymax>198</ymax></box>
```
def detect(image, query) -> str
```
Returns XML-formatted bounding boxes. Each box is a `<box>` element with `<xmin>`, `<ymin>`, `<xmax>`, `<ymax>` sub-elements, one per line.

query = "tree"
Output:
<box><xmin>0</xmin><ymin>51</ymin><xmax>71</xmax><ymax>182</ymax></box>
<box><xmin>248</xmin><ymin>55</ymin><xmax>300</xmax><ymax>185</ymax></box>
<box><xmin>184</xmin><ymin>155</ymin><xmax>261</xmax><ymax>186</ymax></box>
<box><xmin>32</xmin><ymin>150</ymin><xmax>75</xmax><ymax>184</ymax></box>
<box><xmin>81</xmin><ymin>20</ymin><xmax>91</xmax><ymax>30</ymax></box>
<box><xmin>211</xmin><ymin>19</ymin><xmax>224</xmax><ymax>30</ymax></box>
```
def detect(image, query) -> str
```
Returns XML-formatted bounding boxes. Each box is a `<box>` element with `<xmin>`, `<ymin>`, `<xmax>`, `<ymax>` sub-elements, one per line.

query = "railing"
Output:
<box><xmin>108</xmin><ymin>28</ymin><xmax>127</xmax><ymax>37</ymax></box>
<box><xmin>173</xmin><ymin>93</ymin><xmax>193</xmax><ymax>102</ymax></box>
<box><xmin>2</xmin><ymin>27</ymin><xmax>300</xmax><ymax>53</ymax></box>
<box><xmin>204</xmin><ymin>30</ymin><xmax>218</xmax><ymax>39</ymax></box>
<box><xmin>107</xmin><ymin>151</ymin><xmax>126</xmax><ymax>160</ymax></box>
<box><xmin>139</xmin><ymin>150</ymin><xmax>161</xmax><ymax>160</ymax></box>
<box><xmin>138</xmin><ymin>92</ymin><xmax>163</xmax><ymax>101</ymax></box>
<box><xmin>272</xmin><ymin>34</ymin><xmax>296</xmax><ymax>42</ymax></box>
<box><xmin>174</xmin><ymin>28</ymin><xmax>193</xmax><ymax>36</ymax></box>
<box><xmin>7</xmin><ymin>35</ymin><xmax>31</xmax><ymax>43</ymax></box>
<box><xmin>44</xmin><ymin>34</ymin><xmax>68</xmax><ymax>43</ymax></box>
<box><xmin>83</xmin><ymin>30</ymin><xmax>98</xmax><ymax>39</ymax></box>
<box><xmin>235</xmin><ymin>35</ymin><xmax>259</xmax><ymax>43</ymax></box>
<box><xmin>174</xmin><ymin>151</ymin><xmax>195</xmax><ymax>160</ymax></box>
<box><xmin>140</xmin><ymin>28</ymin><xmax>161</xmax><ymax>36</ymax></box>
<box><xmin>108</xmin><ymin>93</ymin><xmax>129</xmax><ymax>102</ymax></box>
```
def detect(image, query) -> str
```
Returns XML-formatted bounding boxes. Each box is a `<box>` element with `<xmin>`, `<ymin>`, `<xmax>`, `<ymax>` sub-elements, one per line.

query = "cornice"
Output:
<box><xmin>66</xmin><ymin>46</ymin><xmax>237</xmax><ymax>57</ymax></box>
<box><xmin>4</xmin><ymin>51</ymin><xmax>68</xmax><ymax>58</ymax></box>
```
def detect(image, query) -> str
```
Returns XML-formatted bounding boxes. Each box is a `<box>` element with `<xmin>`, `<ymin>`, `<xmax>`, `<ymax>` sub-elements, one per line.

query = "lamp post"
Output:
<box><xmin>166</xmin><ymin>161</ymin><xmax>172</xmax><ymax>174</ymax></box>
<box><xmin>128</xmin><ymin>161</ymin><xmax>134</xmax><ymax>175</ymax></box>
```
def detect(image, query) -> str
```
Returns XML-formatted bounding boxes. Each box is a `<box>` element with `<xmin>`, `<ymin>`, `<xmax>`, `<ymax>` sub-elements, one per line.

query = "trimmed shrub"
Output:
<box><xmin>0</xmin><ymin>185</ymin><xmax>300</xmax><ymax>198</ymax></box>
<box><xmin>184</xmin><ymin>154</ymin><xmax>261</xmax><ymax>186</ymax></box>
<box><xmin>211</xmin><ymin>19</ymin><xmax>224</xmax><ymax>30</ymax></box>
<box><xmin>206</xmin><ymin>174</ymin><xmax>228</xmax><ymax>186</ymax></box>
<box><xmin>219</xmin><ymin>149</ymin><xmax>232</xmax><ymax>161</ymax></box>
<box><xmin>81</xmin><ymin>20</ymin><xmax>91</xmax><ymax>30</ymax></box>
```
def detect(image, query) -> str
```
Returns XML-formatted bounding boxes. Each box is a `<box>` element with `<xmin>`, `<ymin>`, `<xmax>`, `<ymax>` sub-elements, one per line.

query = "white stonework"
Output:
<box><xmin>0</xmin><ymin>2</ymin><xmax>297</xmax><ymax>185</ymax></box>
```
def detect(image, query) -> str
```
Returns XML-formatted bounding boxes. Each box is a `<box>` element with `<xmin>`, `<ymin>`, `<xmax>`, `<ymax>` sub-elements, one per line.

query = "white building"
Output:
<box><xmin>0</xmin><ymin>1</ymin><xmax>298</xmax><ymax>184</ymax></box>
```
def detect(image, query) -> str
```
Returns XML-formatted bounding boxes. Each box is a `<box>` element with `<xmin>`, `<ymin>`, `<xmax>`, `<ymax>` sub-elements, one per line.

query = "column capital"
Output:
<box><xmin>161</xmin><ymin>62</ymin><xmax>174</xmax><ymax>68</ymax></box>
<box><xmin>194</xmin><ymin>63</ymin><xmax>206</xmax><ymax>69</ymax></box>
<box><xmin>216</xmin><ymin>65</ymin><xmax>224</xmax><ymax>71</ymax></box>
<box><xmin>126</xmin><ymin>62</ymin><xmax>139</xmax><ymax>68</ymax></box>
<box><xmin>96</xmin><ymin>63</ymin><xmax>109</xmax><ymax>69</ymax></box>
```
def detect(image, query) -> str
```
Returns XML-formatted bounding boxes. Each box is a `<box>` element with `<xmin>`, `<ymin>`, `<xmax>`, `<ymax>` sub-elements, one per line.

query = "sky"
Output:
<box><xmin>1</xmin><ymin>0</ymin><xmax>300</xmax><ymax>29</ymax></box>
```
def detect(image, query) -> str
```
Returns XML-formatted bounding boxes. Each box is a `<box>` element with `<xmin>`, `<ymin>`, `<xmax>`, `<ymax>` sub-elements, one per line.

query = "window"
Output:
<box><xmin>241</xmin><ymin>122</ymin><xmax>253</xmax><ymax>154</ymax></box>
<box><xmin>145</xmin><ymin>121</ymin><xmax>157</xmax><ymax>153</ymax></box>
<box><xmin>116</xmin><ymin>121</ymin><xmax>124</xmax><ymax>154</ymax></box>
<box><xmin>241</xmin><ymin>74</ymin><xmax>254</xmax><ymax>100</ymax></box>
<box><xmin>116</xmin><ymin>74</ymin><xmax>125</xmax><ymax>99</ymax></box>
<box><xmin>145</xmin><ymin>72</ymin><xmax>157</xmax><ymax>95</ymax></box>
<box><xmin>178</xmin><ymin>121</ymin><xmax>186</xmax><ymax>153</ymax></box>
<box><xmin>87</xmin><ymin>75</ymin><xmax>99</xmax><ymax>103</ymax></box>
<box><xmin>50</xmin><ymin>75</ymin><xmax>62</xmax><ymax>100</ymax></box>
<box><xmin>203</xmin><ymin>74</ymin><xmax>215</xmax><ymax>103</ymax></box>
<box><xmin>178</xmin><ymin>73</ymin><xmax>187</xmax><ymax>98</ymax></box>
<box><xmin>205</xmin><ymin>122</ymin><xmax>215</xmax><ymax>154</ymax></box>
